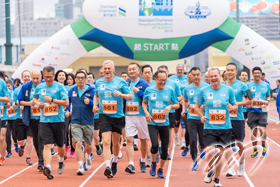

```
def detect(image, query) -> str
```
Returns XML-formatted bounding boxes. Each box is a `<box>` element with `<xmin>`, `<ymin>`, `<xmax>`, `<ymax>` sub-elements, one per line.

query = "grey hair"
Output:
<box><xmin>208</xmin><ymin>68</ymin><xmax>221</xmax><ymax>75</ymax></box>
<box><xmin>176</xmin><ymin>64</ymin><xmax>184</xmax><ymax>69</ymax></box>
<box><xmin>5</xmin><ymin>78</ymin><xmax>13</xmax><ymax>85</ymax></box>
<box><xmin>103</xmin><ymin>60</ymin><xmax>114</xmax><ymax>68</ymax></box>
<box><xmin>204</xmin><ymin>71</ymin><xmax>208</xmax><ymax>75</ymax></box>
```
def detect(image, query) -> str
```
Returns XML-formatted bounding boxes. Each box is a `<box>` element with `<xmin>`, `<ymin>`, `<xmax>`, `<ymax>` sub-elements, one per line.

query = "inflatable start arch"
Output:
<box><xmin>13</xmin><ymin>0</ymin><xmax>280</xmax><ymax>89</ymax></box>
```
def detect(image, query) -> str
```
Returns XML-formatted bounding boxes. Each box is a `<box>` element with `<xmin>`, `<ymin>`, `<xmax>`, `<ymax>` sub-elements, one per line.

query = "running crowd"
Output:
<box><xmin>0</xmin><ymin>60</ymin><xmax>280</xmax><ymax>187</ymax></box>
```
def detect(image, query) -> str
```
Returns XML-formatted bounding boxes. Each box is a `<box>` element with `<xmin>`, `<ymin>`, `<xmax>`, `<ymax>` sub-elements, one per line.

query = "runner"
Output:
<box><xmin>33</xmin><ymin>66</ymin><xmax>69</xmax><ymax>179</ymax></box>
<box><xmin>195</xmin><ymin>67</ymin><xmax>237</xmax><ymax>187</ymax></box>
<box><xmin>157</xmin><ymin>65</ymin><xmax>182</xmax><ymax>160</ymax></box>
<box><xmin>222</xmin><ymin>63</ymin><xmax>251</xmax><ymax>177</ymax></box>
<box><xmin>169</xmin><ymin>64</ymin><xmax>188</xmax><ymax>148</ymax></box>
<box><xmin>142</xmin><ymin>70</ymin><xmax>179</xmax><ymax>178</ymax></box>
<box><xmin>13</xmin><ymin>70</ymin><xmax>33</xmax><ymax>165</ymax></box>
<box><xmin>18</xmin><ymin>69</ymin><xmax>44</xmax><ymax>171</ymax></box>
<box><xmin>0</xmin><ymin>77</ymin><xmax>10</xmax><ymax>166</ymax></box>
<box><xmin>67</xmin><ymin>71</ymin><xmax>95</xmax><ymax>175</ymax></box>
<box><xmin>204</xmin><ymin>71</ymin><xmax>210</xmax><ymax>84</ymax></box>
<box><xmin>142</xmin><ymin>65</ymin><xmax>156</xmax><ymax>86</ymax></box>
<box><xmin>181</xmin><ymin>67</ymin><xmax>208</xmax><ymax>170</ymax></box>
<box><xmin>247</xmin><ymin>67</ymin><xmax>270</xmax><ymax>158</ymax></box>
<box><xmin>261</xmin><ymin>73</ymin><xmax>270</xmax><ymax>86</ymax></box>
<box><xmin>87</xmin><ymin>73</ymin><xmax>95</xmax><ymax>85</ymax></box>
<box><xmin>124</xmin><ymin>62</ymin><xmax>150</xmax><ymax>174</ymax></box>
<box><xmin>239</xmin><ymin>70</ymin><xmax>249</xmax><ymax>124</ymax></box>
<box><xmin>93</xmin><ymin>60</ymin><xmax>132</xmax><ymax>179</ymax></box>
<box><xmin>121</xmin><ymin>72</ymin><xmax>129</xmax><ymax>81</ymax></box>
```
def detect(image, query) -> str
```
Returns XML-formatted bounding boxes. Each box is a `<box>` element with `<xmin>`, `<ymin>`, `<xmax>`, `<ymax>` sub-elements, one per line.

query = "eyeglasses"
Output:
<box><xmin>76</xmin><ymin>77</ymin><xmax>85</xmax><ymax>80</ymax></box>
<box><xmin>44</xmin><ymin>76</ymin><xmax>54</xmax><ymax>79</ymax></box>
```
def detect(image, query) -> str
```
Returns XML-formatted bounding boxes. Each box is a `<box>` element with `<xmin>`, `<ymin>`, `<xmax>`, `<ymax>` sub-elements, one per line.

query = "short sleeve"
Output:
<box><xmin>266</xmin><ymin>84</ymin><xmax>271</xmax><ymax>96</ymax></box>
<box><xmin>171</xmin><ymin>89</ymin><xmax>179</xmax><ymax>104</ymax></box>
<box><xmin>229</xmin><ymin>87</ymin><xmax>236</xmax><ymax>104</ymax></box>
<box><xmin>33</xmin><ymin>86</ymin><xmax>40</xmax><ymax>98</ymax></box>
<box><xmin>174</xmin><ymin>83</ymin><xmax>181</xmax><ymax>96</ymax></box>
<box><xmin>59</xmin><ymin>84</ymin><xmax>69</xmax><ymax>100</ymax></box>
<box><xmin>183</xmin><ymin>88</ymin><xmax>188</xmax><ymax>100</ymax></box>
<box><xmin>121</xmin><ymin>80</ymin><xmax>130</xmax><ymax>94</ymax></box>
<box><xmin>242</xmin><ymin>83</ymin><xmax>248</xmax><ymax>97</ymax></box>
<box><xmin>1</xmin><ymin>81</ymin><xmax>8</xmax><ymax>97</ymax></box>
<box><xmin>143</xmin><ymin>88</ymin><xmax>150</xmax><ymax>101</ymax></box>
<box><xmin>196</xmin><ymin>89</ymin><xmax>204</xmax><ymax>105</ymax></box>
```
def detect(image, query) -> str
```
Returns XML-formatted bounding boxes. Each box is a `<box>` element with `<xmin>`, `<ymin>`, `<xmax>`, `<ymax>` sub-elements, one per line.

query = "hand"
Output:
<box><xmin>13</xmin><ymin>103</ymin><xmax>18</xmax><ymax>110</ymax></box>
<box><xmin>29</xmin><ymin>100</ymin><xmax>35</xmax><ymax>106</ymax></box>
<box><xmin>5</xmin><ymin>103</ymin><xmax>10</xmax><ymax>108</ymax></box>
<box><xmin>65</xmin><ymin>111</ymin><xmax>70</xmax><ymax>118</ymax></box>
<box><xmin>246</xmin><ymin>105</ymin><xmax>252</xmax><ymax>109</ymax></box>
<box><xmin>201</xmin><ymin>116</ymin><xmax>206</xmax><ymax>124</ymax></box>
<box><xmin>273</xmin><ymin>93</ymin><xmax>277</xmax><ymax>98</ymax></box>
<box><xmin>133</xmin><ymin>87</ymin><xmax>139</xmax><ymax>94</ymax></box>
<box><xmin>84</xmin><ymin>97</ymin><xmax>89</xmax><ymax>105</ymax></box>
<box><xmin>9</xmin><ymin>107</ymin><xmax>14</xmax><ymax>112</ymax></box>
<box><xmin>113</xmin><ymin>91</ymin><xmax>123</xmax><ymax>98</ymax></box>
<box><xmin>92</xmin><ymin>106</ymin><xmax>99</xmax><ymax>113</ymax></box>
<box><xmin>181</xmin><ymin>112</ymin><xmax>185</xmax><ymax>118</ymax></box>
<box><xmin>145</xmin><ymin>112</ymin><xmax>152</xmax><ymax>123</ymax></box>
<box><xmin>227</xmin><ymin>103</ymin><xmax>233</xmax><ymax>112</ymax></box>
<box><xmin>70</xmin><ymin>110</ymin><xmax>72</xmax><ymax>116</ymax></box>
<box><xmin>38</xmin><ymin>102</ymin><xmax>45</xmax><ymax>109</ymax></box>
<box><xmin>44</xmin><ymin>95</ymin><xmax>52</xmax><ymax>103</ymax></box>
<box><xmin>263</xmin><ymin>100</ymin><xmax>269</xmax><ymax>106</ymax></box>
<box><xmin>163</xmin><ymin>105</ymin><xmax>172</xmax><ymax>115</ymax></box>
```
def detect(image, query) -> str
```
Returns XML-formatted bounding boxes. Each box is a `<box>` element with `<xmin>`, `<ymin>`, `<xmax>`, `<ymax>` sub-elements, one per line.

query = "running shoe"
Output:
<box><xmin>86</xmin><ymin>158</ymin><xmax>92</xmax><ymax>170</ymax></box>
<box><xmin>57</xmin><ymin>162</ymin><xmax>65</xmax><ymax>174</ymax></box>
<box><xmin>111</xmin><ymin>162</ymin><xmax>118</xmax><ymax>176</ymax></box>
<box><xmin>83</xmin><ymin>162</ymin><xmax>88</xmax><ymax>171</ymax></box>
<box><xmin>200</xmin><ymin>149</ymin><xmax>206</xmax><ymax>159</ymax></box>
<box><xmin>226</xmin><ymin>166</ymin><xmax>236</xmax><ymax>177</ymax></box>
<box><xmin>139</xmin><ymin>160</ymin><xmax>146</xmax><ymax>173</ymax></box>
<box><xmin>204</xmin><ymin>169</ymin><xmax>215</xmax><ymax>183</ymax></box>
<box><xmin>90</xmin><ymin>153</ymin><xmax>94</xmax><ymax>160</ymax></box>
<box><xmin>6</xmin><ymin>152</ymin><xmax>12</xmax><ymax>158</ymax></box>
<box><xmin>251</xmin><ymin>150</ymin><xmax>258</xmax><ymax>158</ymax></box>
<box><xmin>167</xmin><ymin>153</ymin><xmax>171</xmax><ymax>160</ymax></box>
<box><xmin>133</xmin><ymin>144</ymin><xmax>138</xmax><ymax>151</ymax></box>
<box><xmin>18</xmin><ymin>146</ymin><xmax>25</xmax><ymax>157</ymax></box>
<box><xmin>51</xmin><ymin>148</ymin><xmax>55</xmax><ymax>156</ymax></box>
<box><xmin>64</xmin><ymin>153</ymin><xmax>67</xmax><ymax>160</ymax></box>
<box><xmin>14</xmin><ymin>143</ymin><xmax>19</xmax><ymax>153</ymax></box>
<box><xmin>43</xmin><ymin>167</ymin><xmax>54</xmax><ymax>180</ymax></box>
<box><xmin>149</xmin><ymin>162</ymin><xmax>156</xmax><ymax>177</ymax></box>
<box><xmin>81</xmin><ymin>144</ymin><xmax>84</xmax><ymax>152</ymax></box>
<box><xmin>146</xmin><ymin>158</ymin><xmax>152</xmax><ymax>167</ymax></box>
<box><xmin>96</xmin><ymin>145</ymin><xmax>103</xmax><ymax>155</ymax></box>
<box><xmin>122</xmin><ymin>140</ymin><xmax>127</xmax><ymax>146</ymax></box>
<box><xmin>237</xmin><ymin>160</ymin><xmax>245</xmax><ymax>177</ymax></box>
<box><xmin>214</xmin><ymin>178</ymin><xmax>222</xmax><ymax>187</ymax></box>
<box><xmin>191</xmin><ymin>162</ymin><xmax>199</xmax><ymax>171</ymax></box>
<box><xmin>70</xmin><ymin>151</ymin><xmax>75</xmax><ymax>158</ymax></box>
<box><xmin>77</xmin><ymin>167</ymin><xmax>84</xmax><ymax>175</ymax></box>
<box><xmin>181</xmin><ymin>147</ymin><xmax>189</xmax><ymax>157</ymax></box>
<box><xmin>175</xmin><ymin>136</ymin><xmax>180</xmax><ymax>146</ymax></box>
<box><xmin>37</xmin><ymin>165</ymin><xmax>44</xmax><ymax>172</ymax></box>
<box><xmin>104</xmin><ymin>167</ymin><xmax>113</xmax><ymax>179</ymax></box>
<box><xmin>157</xmin><ymin>168</ymin><xmax>165</xmax><ymax>178</ymax></box>
<box><xmin>181</xmin><ymin>141</ymin><xmax>186</xmax><ymax>150</ymax></box>
<box><xmin>125</xmin><ymin>164</ymin><xmax>135</xmax><ymax>174</ymax></box>
<box><xmin>262</xmin><ymin>147</ymin><xmax>267</xmax><ymax>157</ymax></box>
<box><xmin>118</xmin><ymin>149</ymin><xmax>123</xmax><ymax>159</ymax></box>
<box><xmin>26</xmin><ymin>158</ymin><xmax>33</xmax><ymax>166</ymax></box>
<box><xmin>0</xmin><ymin>158</ymin><xmax>5</xmax><ymax>166</ymax></box>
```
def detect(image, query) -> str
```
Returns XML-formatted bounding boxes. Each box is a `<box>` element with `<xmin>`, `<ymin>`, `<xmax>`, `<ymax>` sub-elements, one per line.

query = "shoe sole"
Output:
<box><xmin>18</xmin><ymin>150</ymin><xmax>24</xmax><ymax>157</ymax></box>
<box><xmin>226</xmin><ymin>173</ymin><xmax>236</xmax><ymax>177</ymax></box>
<box><xmin>125</xmin><ymin>167</ymin><xmax>135</xmax><ymax>174</ymax></box>
<box><xmin>149</xmin><ymin>171</ymin><xmax>156</xmax><ymax>177</ymax></box>
<box><xmin>104</xmin><ymin>168</ymin><xmax>113</xmax><ymax>179</ymax></box>
<box><xmin>37</xmin><ymin>166</ymin><xmax>44</xmax><ymax>172</ymax></box>
<box><xmin>57</xmin><ymin>164</ymin><xmax>65</xmax><ymax>174</ymax></box>
<box><xmin>43</xmin><ymin>168</ymin><xmax>54</xmax><ymax>180</ymax></box>
<box><xmin>77</xmin><ymin>171</ymin><xmax>84</xmax><ymax>175</ymax></box>
<box><xmin>204</xmin><ymin>171</ymin><xmax>215</xmax><ymax>183</ymax></box>
<box><xmin>157</xmin><ymin>175</ymin><xmax>165</xmax><ymax>179</ymax></box>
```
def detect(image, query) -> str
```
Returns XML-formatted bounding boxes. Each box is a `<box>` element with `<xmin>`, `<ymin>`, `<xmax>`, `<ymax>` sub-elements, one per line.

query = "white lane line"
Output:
<box><xmin>79</xmin><ymin>162</ymin><xmax>105</xmax><ymax>187</ymax></box>
<box><xmin>266</xmin><ymin>118</ymin><xmax>280</xmax><ymax>148</ymax></box>
<box><xmin>233</xmin><ymin>157</ymin><xmax>255</xmax><ymax>187</ymax></box>
<box><xmin>164</xmin><ymin>142</ymin><xmax>175</xmax><ymax>187</ymax></box>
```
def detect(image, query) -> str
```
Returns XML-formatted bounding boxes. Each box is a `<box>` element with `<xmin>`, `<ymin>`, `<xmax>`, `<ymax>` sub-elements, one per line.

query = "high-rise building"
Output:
<box><xmin>58</xmin><ymin>0</ymin><xmax>73</xmax><ymax>20</ymax></box>
<box><xmin>0</xmin><ymin>2</ymin><xmax>5</xmax><ymax>38</ymax></box>
<box><xmin>15</xmin><ymin>0</ymin><xmax>33</xmax><ymax>21</ymax></box>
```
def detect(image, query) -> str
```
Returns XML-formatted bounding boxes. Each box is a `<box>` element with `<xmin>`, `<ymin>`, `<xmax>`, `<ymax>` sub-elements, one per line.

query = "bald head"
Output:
<box><xmin>32</xmin><ymin>69</ymin><xmax>41</xmax><ymax>86</ymax></box>
<box><xmin>32</xmin><ymin>69</ymin><xmax>41</xmax><ymax>76</ymax></box>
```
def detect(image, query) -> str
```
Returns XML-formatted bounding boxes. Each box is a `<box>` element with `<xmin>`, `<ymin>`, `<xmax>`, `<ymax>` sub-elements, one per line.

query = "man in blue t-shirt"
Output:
<box><xmin>222</xmin><ymin>63</ymin><xmax>251</xmax><ymax>177</ymax></box>
<box><xmin>239</xmin><ymin>70</ymin><xmax>249</xmax><ymax>124</ymax></box>
<box><xmin>143</xmin><ymin>70</ymin><xmax>179</xmax><ymax>178</ymax></box>
<box><xmin>93</xmin><ymin>60</ymin><xmax>132</xmax><ymax>179</ymax></box>
<box><xmin>142</xmin><ymin>65</ymin><xmax>156</xmax><ymax>86</ymax></box>
<box><xmin>195</xmin><ymin>68</ymin><xmax>237</xmax><ymax>187</ymax></box>
<box><xmin>33</xmin><ymin>66</ymin><xmax>69</xmax><ymax>180</ymax></box>
<box><xmin>247</xmin><ymin>67</ymin><xmax>270</xmax><ymax>158</ymax></box>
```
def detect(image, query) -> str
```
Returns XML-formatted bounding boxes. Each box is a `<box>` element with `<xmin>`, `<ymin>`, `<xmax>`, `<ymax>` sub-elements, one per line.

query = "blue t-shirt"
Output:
<box><xmin>165</xmin><ymin>79</ymin><xmax>181</xmax><ymax>113</ymax></box>
<box><xmin>95</xmin><ymin>76</ymin><xmax>130</xmax><ymax>118</ymax></box>
<box><xmin>0</xmin><ymin>79</ymin><xmax>9</xmax><ymax>120</ymax></box>
<box><xmin>197</xmin><ymin>84</ymin><xmax>236</xmax><ymax>130</ymax></box>
<box><xmin>169</xmin><ymin>74</ymin><xmax>189</xmax><ymax>88</ymax></box>
<box><xmin>0</xmin><ymin>90</ymin><xmax>11</xmax><ymax>120</ymax></box>
<box><xmin>13</xmin><ymin>85</ymin><xmax>23</xmax><ymax>119</ymax></box>
<box><xmin>30</xmin><ymin>84</ymin><xmax>40</xmax><ymax>120</ymax></box>
<box><xmin>125</xmin><ymin>79</ymin><xmax>145</xmax><ymax>116</ymax></box>
<box><xmin>183</xmin><ymin>82</ymin><xmax>209</xmax><ymax>120</ymax></box>
<box><xmin>143</xmin><ymin>85</ymin><xmax>179</xmax><ymax>126</ymax></box>
<box><xmin>33</xmin><ymin>82</ymin><xmax>68</xmax><ymax>123</ymax></box>
<box><xmin>222</xmin><ymin>80</ymin><xmax>248</xmax><ymax>120</ymax></box>
<box><xmin>8</xmin><ymin>91</ymin><xmax>17</xmax><ymax>120</ymax></box>
<box><xmin>78</xmin><ymin>85</ymin><xmax>89</xmax><ymax>99</ymax></box>
<box><xmin>65</xmin><ymin>85</ymin><xmax>71</xmax><ymax>93</ymax></box>
<box><xmin>150</xmin><ymin>80</ymin><xmax>156</xmax><ymax>87</ymax></box>
<box><xmin>247</xmin><ymin>81</ymin><xmax>270</xmax><ymax>113</ymax></box>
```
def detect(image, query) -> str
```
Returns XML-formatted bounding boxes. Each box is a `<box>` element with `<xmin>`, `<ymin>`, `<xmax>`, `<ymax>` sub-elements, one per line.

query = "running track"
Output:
<box><xmin>1</xmin><ymin>103</ymin><xmax>280</xmax><ymax>187</ymax></box>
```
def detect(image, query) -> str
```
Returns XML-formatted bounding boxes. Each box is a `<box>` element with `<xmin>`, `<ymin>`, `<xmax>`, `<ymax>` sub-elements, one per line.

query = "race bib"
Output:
<box><xmin>252</xmin><ymin>99</ymin><xmax>264</xmax><ymax>108</ymax></box>
<box><xmin>20</xmin><ymin>106</ymin><xmax>24</xmax><ymax>117</ymax></box>
<box><xmin>152</xmin><ymin>109</ymin><xmax>166</xmax><ymax>123</ymax></box>
<box><xmin>209</xmin><ymin>110</ymin><xmax>226</xmax><ymax>125</ymax></box>
<box><xmin>102</xmin><ymin>100</ymin><xmax>117</xmax><ymax>114</ymax></box>
<box><xmin>189</xmin><ymin>104</ymin><xmax>203</xmax><ymax>117</ymax></box>
<box><xmin>8</xmin><ymin>108</ymin><xmax>16</xmax><ymax>118</ymax></box>
<box><xmin>126</xmin><ymin>102</ymin><xmax>139</xmax><ymax>115</ymax></box>
<box><xmin>31</xmin><ymin>105</ymin><xmax>41</xmax><ymax>116</ymax></box>
<box><xmin>43</xmin><ymin>103</ymin><xmax>59</xmax><ymax>116</ymax></box>
<box><xmin>229</xmin><ymin>109</ymin><xmax>238</xmax><ymax>118</ymax></box>
<box><xmin>0</xmin><ymin>106</ymin><xmax>3</xmax><ymax>117</ymax></box>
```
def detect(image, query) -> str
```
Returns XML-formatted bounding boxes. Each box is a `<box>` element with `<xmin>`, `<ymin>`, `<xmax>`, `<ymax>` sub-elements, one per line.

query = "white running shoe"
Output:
<box><xmin>238</xmin><ymin>160</ymin><xmax>245</xmax><ymax>177</ymax></box>
<box><xmin>226</xmin><ymin>166</ymin><xmax>236</xmax><ymax>177</ymax></box>
<box><xmin>204</xmin><ymin>169</ymin><xmax>215</xmax><ymax>183</ymax></box>
<box><xmin>118</xmin><ymin>149</ymin><xmax>123</xmax><ymax>159</ymax></box>
<box><xmin>77</xmin><ymin>167</ymin><xmax>84</xmax><ymax>175</ymax></box>
<box><xmin>175</xmin><ymin>136</ymin><xmax>180</xmax><ymax>146</ymax></box>
<box><xmin>214</xmin><ymin>178</ymin><xmax>222</xmax><ymax>187</ymax></box>
<box><xmin>181</xmin><ymin>141</ymin><xmax>186</xmax><ymax>149</ymax></box>
<box><xmin>86</xmin><ymin>158</ymin><xmax>92</xmax><ymax>170</ymax></box>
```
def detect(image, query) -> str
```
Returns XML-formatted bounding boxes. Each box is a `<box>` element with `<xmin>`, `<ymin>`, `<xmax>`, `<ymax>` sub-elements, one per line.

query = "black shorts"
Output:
<box><xmin>231</xmin><ymin>120</ymin><xmax>245</xmax><ymax>143</ymax></box>
<box><xmin>94</xmin><ymin>118</ymin><xmax>100</xmax><ymax>131</ymax></box>
<box><xmin>99</xmin><ymin>114</ymin><xmax>125</xmax><ymax>135</ymax></box>
<box><xmin>174</xmin><ymin>106</ymin><xmax>182</xmax><ymax>128</ymax></box>
<box><xmin>243</xmin><ymin>111</ymin><xmax>248</xmax><ymax>119</ymax></box>
<box><xmin>39</xmin><ymin>122</ymin><xmax>65</xmax><ymax>147</ymax></box>
<box><xmin>169</xmin><ymin>113</ymin><xmax>176</xmax><ymax>129</ymax></box>
<box><xmin>15</xmin><ymin>119</ymin><xmax>32</xmax><ymax>141</ymax></box>
<box><xmin>203</xmin><ymin>129</ymin><xmax>232</xmax><ymax>148</ymax></box>
<box><xmin>1</xmin><ymin>120</ymin><xmax>8</xmax><ymax>128</ymax></box>
<box><xmin>247</xmin><ymin>112</ymin><xmax>268</xmax><ymax>129</ymax></box>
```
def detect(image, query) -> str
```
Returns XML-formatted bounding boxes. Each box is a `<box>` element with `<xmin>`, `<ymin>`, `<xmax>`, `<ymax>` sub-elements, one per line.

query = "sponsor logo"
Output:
<box><xmin>245</xmin><ymin>51</ymin><xmax>252</xmax><ymax>56</ymax></box>
<box><xmin>251</xmin><ymin>86</ymin><xmax>256</xmax><ymax>92</ymax></box>
<box><xmin>272</xmin><ymin>75</ymin><xmax>280</xmax><ymax>78</ymax></box>
<box><xmin>252</xmin><ymin>57</ymin><xmax>262</xmax><ymax>60</ymax></box>
<box><xmin>45</xmin><ymin>51</ymin><xmax>52</xmax><ymax>56</ymax></box>
<box><xmin>100</xmin><ymin>84</ymin><xmax>106</xmax><ymax>90</ymax></box>
<box><xmin>31</xmin><ymin>88</ymin><xmax>35</xmax><ymax>94</ymax></box>
<box><xmin>156</xmin><ymin>101</ymin><xmax>163</xmax><ymax>108</ymax></box>
<box><xmin>41</xmin><ymin>89</ymin><xmax>46</xmax><ymax>95</ymax></box>
<box><xmin>52</xmin><ymin>90</ymin><xmax>57</xmax><ymax>93</ymax></box>
<box><xmin>213</xmin><ymin>100</ymin><xmax>221</xmax><ymax>107</ymax></box>
<box><xmin>261</xmin><ymin>61</ymin><xmax>265</xmax><ymax>65</ymax></box>
<box><xmin>163</xmin><ymin>95</ymin><xmax>168</xmax><ymax>98</ymax></box>
<box><xmin>238</xmin><ymin>47</ymin><xmax>245</xmax><ymax>51</ymax></box>
<box><xmin>48</xmin><ymin>64</ymin><xmax>58</xmax><ymax>67</ymax></box>
<box><xmin>255</xmin><ymin>92</ymin><xmax>261</xmax><ymax>98</ymax></box>
<box><xmin>185</xmin><ymin>2</ymin><xmax>211</xmax><ymax>20</ymax></box>
<box><xmin>72</xmin><ymin>91</ymin><xmax>77</xmax><ymax>97</ymax></box>
<box><xmin>245</xmin><ymin>39</ymin><xmax>249</xmax><ymax>45</ymax></box>
<box><xmin>85</xmin><ymin>94</ymin><xmax>90</xmax><ymax>96</ymax></box>
<box><xmin>119</xmin><ymin>6</ymin><xmax>126</xmax><ymax>17</ymax></box>
<box><xmin>51</xmin><ymin>46</ymin><xmax>60</xmax><ymax>50</ymax></box>
<box><xmin>273</xmin><ymin>61</ymin><xmax>280</xmax><ymax>65</ymax></box>
<box><xmin>220</xmin><ymin>94</ymin><xmax>226</xmax><ymax>97</ymax></box>
<box><xmin>60</xmin><ymin>53</ymin><xmax>70</xmax><ymax>56</ymax></box>
<box><xmin>207</xmin><ymin>93</ymin><xmax>213</xmax><ymax>99</ymax></box>
<box><xmin>151</xmin><ymin>93</ymin><xmax>157</xmax><ymax>100</ymax></box>
<box><xmin>60</xmin><ymin>39</ymin><xmax>70</xmax><ymax>45</ymax></box>
<box><xmin>139</xmin><ymin>0</ymin><xmax>173</xmax><ymax>16</ymax></box>
<box><xmin>32</xmin><ymin>64</ymin><xmax>41</xmax><ymax>67</ymax></box>
<box><xmin>105</xmin><ymin>91</ymin><xmax>112</xmax><ymax>98</ymax></box>
<box><xmin>263</xmin><ymin>66</ymin><xmax>271</xmax><ymax>69</ymax></box>
<box><xmin>190</xmin><ymin>90</ymin><xmax>194</xmax><ymax>95</ymax></box>
<box><xmin>269</xmin><ymin>71</ymin><xmax>277</xmax><ymax>74</ymax></box>
<box><xmin>55</xmin><ymin>57</ymin><xmax>64</xmax><ymax>61</ymax></box>
<box><xmin>252</xmin><ymin>45</ymin><xmax>258</xmax><ymax>49</ymax></box>
<box><xmin>257</xmin><ymin>49</ymin><xmax>266</xmax><ymax>54</ymax></box>
<box><xmin>266</xmin><ymin>55</ymin><xmax>274</xmax><ymax>59</ymax></box>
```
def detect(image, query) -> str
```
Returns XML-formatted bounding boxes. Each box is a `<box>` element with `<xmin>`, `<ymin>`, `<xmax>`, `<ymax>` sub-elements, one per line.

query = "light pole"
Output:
<box><xmin>4</xmin><ymin>0</ymin><xmax>13</xmax><ymax>65</ymax></box>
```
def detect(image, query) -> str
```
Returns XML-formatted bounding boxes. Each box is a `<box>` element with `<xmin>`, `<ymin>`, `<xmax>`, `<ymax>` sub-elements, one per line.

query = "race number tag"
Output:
<box><xmin>0</xmin><ymin>106</ymin><xmax>3</xmax><ymax>117</ymax></box>
<box><xmin>189</xmin><ymin>104</ymin><xmax>203</xmax><ymax>117</ymax></box>
<box><xmin>8</xmin><ymin>108</ymin><xmax>16</xmax><ymax>118</ymax></box>
<box><xmin>152</xmin><ymin>109</ymin><xmax>166</xmax><ymax>123</ymax></box>
<box><xmin>209</xmin><ymin>110</ymin><xmax>226</xmax><ymax>125</ymax></box>
<box><xmin>252</xmin><ymin>99</ymin><xmax>264</xmax><ymax>108</ymax></box>
<box><xmin>31</xmin><ymin>105</ymin><xmax>41</xmax><ymax>116</ymax></box>
<box><xmin>102</xmin><ymin>100</ymin><xmax>117</xmax><ymax>114</ymax></box>
<box><xmin>126</xmin><ymin>102</ymin><xmax>139</xmax><ymax>115</ymax></box>
<box><xmin>20</xmin><ymin>106</ymin><xmax>24</xmax><ymax>117</ymax></box>
<box><xmin>229</xmin><ymin>109</ymin><xmax>238</xmax><ymax>118</ymax></box>
<box><xmin>43</xmin><ymin>103</ymin><xmax>59</xmax><ymax>116</ymax></box>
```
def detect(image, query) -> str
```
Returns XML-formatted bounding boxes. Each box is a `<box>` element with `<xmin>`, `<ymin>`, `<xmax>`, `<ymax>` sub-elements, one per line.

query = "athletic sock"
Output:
<box><xmin>26</xmin><ymin>157</ymin><xmax>30</xmax><ymax>160</ymax></box>
<box><xmin>147</xmin><ymin>155</ymin><xmax>152</xmax><ymax>160</ymax></box>
<box><xmin>141</xmin><ymin>158</ymin><xmax>145</xmax><ymax>162</ymax></box>
<box><xmin>262</xmin><ymin>144</ymin><xmax>266</xmax><ymax>148</ymax></box>
<box><xmin>78</xmin><ymin>161</ymin><xmax>83</xmax><ymax>168</ymax></box>
<box><xmin>112</xmin><ymin>155</ymin><xmax>118</xmax><ymax>163</ymax></box>
<box><xmin>181</xmin><ymin>137</ymin><xmax>185</xmax><ymax>143</ymax></box>
<box><xmin>175</xmin><ymin>133</ymin><xmax>179</xmax><ymax>137</ymax></box>
<box><xmin>134</xmin><ymin>138</ymin><xmax>139</xmax><ymax>145</ymax></box>
<box><xmin>59</xmin><ymin>156</ymin><xmax>64</xmax><ymax>162</ymax></box>
<box><xmin>129</xmin><ymin>161</ymin><xmax>134</xmax><ymax>166</ymax></box>
<box><xmin>95</xmin><ymin>145</ymin><xmax>100</xmax><ymax>150</ymax></box>
<box><xmin>46</xmin><ymin>164</ymin><xmax>51</xmax><ymax>170</ymax></box>
<box><xmin>159</xmin><ymin>141</ymin><xmax>161</xmax><ymax>147</ymax></box>
<box><xmin>168</xmin><ymin>148</ymin><xmax>170</xmax><ymax>154</ymax></box>
<box><xmin>105</xmin><ymin>160</ymin><xmax>111</xmax><ymax>168</ymax></box>
<box><xmin>254</xmin><ymin>147</ymin><xmax>257</xmax><ymax>152</ymax></box>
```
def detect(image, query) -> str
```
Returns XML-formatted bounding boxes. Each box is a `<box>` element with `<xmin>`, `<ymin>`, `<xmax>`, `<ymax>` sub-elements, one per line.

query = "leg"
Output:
<box><xmin>159</xmin><ymin>126</ymin><xmax>169</xmax><ymax>169</ymax></box>
<box><xmin>75</xmin><ymin>141</ymin><xmax>83</xmax><ymax>162</ymax></box>
<box><xmin>125</xmin><ymin>136</ymin><xmax>134</xmax><ymax>162</ymax></box>
<box><xmin>6</xmin><ymin>121</ymin><xmax>12</xmax><ymax>153</ymax></box>
<box><xmin>0</xmin><ymin>128</ymin><xmax>7</xmax><ymax>157</ymax></box>
<box><xmin>11</xmin><ymin>120</ymin><xmax>17</xmax><ymax>144</ymax></box>
<box><xmin>259</xmin><ymin>127</ymin><xmax>267</xmax><ymax>146</ymax></box>
<box><xmin>214</xmin><ymin>147</ymin><xmax>225</xmax><ymax>179</ymax></box>
<box><xmin>140</xmin><ymin>139</ymin><xmax>147</xmax><ymax>160</ymax></box>
<box><xmin>43</xmin><ymin>144</ymin><xmax>52</xmax><ymax>165</ymax></box>
<box><xmin>102</xmin><ymin>131</ymin><xmax>112</xmax><ymax>161</ymax></box>
<box><xmin>26</xmin><ymin>136</ymin><xmax>33</xmax><ymax>158</ymax></box>
<box><xmin>148</xmin><ymin>125</ymin><xmax>159</xmax><ymax>162</ymax></box>
<box><xmin>29</xmin><ymin>120</ymin><xmax>39</xmax><ymax>159</ymax></box>
<box><xmin>188</xmin><ymin>120</ymin><xmax>198</xmax><ymax>162</ymax></box>
<box><xmin>112</xmin><ymin>132</ymin><xmax>121</xmax><ymax>157</ymax></box>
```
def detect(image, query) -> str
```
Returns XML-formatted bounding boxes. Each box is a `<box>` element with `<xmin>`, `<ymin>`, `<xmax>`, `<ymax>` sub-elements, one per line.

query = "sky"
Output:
<box><xmin>34</xmin><ymin>0</ymin><xmax>58</xmax><ymax>19</ymax></box>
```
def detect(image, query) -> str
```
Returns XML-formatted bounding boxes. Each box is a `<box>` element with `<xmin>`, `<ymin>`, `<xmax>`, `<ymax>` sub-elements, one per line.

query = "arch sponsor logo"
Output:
<box><xmin>185</xmin><ymin>1</ymin><xmax>211</xmax><ymax>20</ymax></box>
<box><xmin>139</xmin><ymin>0</ymin><xmax>173</xmax><ymax>16</ymax></box>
